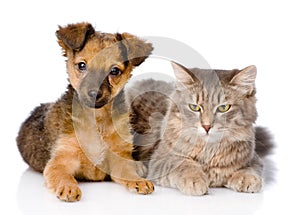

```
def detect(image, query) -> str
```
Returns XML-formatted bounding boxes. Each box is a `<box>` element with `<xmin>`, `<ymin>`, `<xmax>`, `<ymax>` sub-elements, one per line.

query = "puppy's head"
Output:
<box><xmin>56</xmin><ymin>22</ymin><xmax>153</xmax><ymax>108</ymax></box>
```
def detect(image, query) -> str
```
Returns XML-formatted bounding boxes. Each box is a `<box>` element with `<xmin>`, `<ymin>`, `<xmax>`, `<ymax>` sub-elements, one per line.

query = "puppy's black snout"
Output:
<box><xmin>88</xmin><ymin>90</ymin><xmax>102</xmax><ymax>101</ymax></box>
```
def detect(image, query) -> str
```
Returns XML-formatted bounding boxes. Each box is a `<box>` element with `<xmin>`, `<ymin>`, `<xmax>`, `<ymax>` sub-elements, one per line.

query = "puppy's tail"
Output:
<box><xmin>255</xmin><ymin>126</ymin><xmax>275</xmax><ymax>158</ymax></box>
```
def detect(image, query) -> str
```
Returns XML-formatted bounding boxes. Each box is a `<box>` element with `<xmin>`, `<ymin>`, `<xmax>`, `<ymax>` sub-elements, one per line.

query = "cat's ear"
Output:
<box><xmin>230</xmin><ymin>65</ymin><xmax>257</xmax><ymax>95</ymax></box>
<box><xmin>172</xmin><ymin>62</ymin><xmax>195</xmax><ymax>88</ymax></box>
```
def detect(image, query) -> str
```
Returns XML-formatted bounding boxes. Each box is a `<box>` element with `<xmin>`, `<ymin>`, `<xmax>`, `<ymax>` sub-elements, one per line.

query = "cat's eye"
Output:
<box><xmin>189</xmin><ymin>104</ymin><xmax>202</xmax><ymax>112</ymax></box>
<box><xmin>217</xmin><ymin>104</ymin><xmax>231</xmax><ymax>113</ymax></box>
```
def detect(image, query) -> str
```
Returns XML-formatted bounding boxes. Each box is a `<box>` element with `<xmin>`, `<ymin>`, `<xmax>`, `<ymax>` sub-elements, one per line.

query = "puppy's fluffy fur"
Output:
<box><xmin>17</xmin><ymin>22</ymin><xmax>154</xmax><ymax>201</ymax></box>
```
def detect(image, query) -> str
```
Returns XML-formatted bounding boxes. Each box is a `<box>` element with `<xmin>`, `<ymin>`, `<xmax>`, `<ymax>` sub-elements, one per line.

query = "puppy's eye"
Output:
<box><xmin>110</xmin><ymin>67</ymin><xmax>121</xmax><ymax>76</ymax></box>
<box><xmin>77</xmin><ymin>62</ymin><xmax>87</xmax><ymax>71</ymax></box>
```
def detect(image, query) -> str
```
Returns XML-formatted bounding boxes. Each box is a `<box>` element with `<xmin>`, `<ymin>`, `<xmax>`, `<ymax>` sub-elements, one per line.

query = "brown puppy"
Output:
<box><xmin>16</xmin><ymin>22</ymin><xmax>154</xmax><ymax>201</ymax></box>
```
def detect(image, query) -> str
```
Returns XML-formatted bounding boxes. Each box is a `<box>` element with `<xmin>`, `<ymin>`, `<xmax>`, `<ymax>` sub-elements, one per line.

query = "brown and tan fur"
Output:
<box><xmin>127</xmin><ymin>62</ymin><xmax>273</xmax><ymax>195</ymax></box>
<box><xmin>17</xmin><ymin>22</ymin><xmax>154</xmax><ymax>201</ymax></box>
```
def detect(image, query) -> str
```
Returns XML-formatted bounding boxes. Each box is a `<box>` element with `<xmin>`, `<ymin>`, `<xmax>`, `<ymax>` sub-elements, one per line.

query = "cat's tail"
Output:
<box><xmin>255</xmin><ymin>126</ymin><xmax>275</xmax><ymax>158</ymax></box>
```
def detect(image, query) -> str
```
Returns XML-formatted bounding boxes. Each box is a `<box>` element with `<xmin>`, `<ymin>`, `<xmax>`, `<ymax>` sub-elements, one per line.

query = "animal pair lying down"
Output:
<box><xmin>17</xmin><ymin>22</ymin><xmax>273</xmax><ymax>201</ymax></box>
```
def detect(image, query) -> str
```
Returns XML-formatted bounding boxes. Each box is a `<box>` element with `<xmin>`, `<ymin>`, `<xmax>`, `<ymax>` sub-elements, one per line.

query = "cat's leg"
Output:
<box><xmin>226</xmin><ymin>154</ymin><xmax>263</xmax><ymax>193</ymax></box>
<box><xmin>148</xmin><ymin>156</ymin><xmax>209</xmax><ymax>195</ymax></box>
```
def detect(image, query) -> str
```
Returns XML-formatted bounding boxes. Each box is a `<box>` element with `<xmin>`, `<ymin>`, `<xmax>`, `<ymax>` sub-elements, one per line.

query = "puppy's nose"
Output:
<box><xmin>88</xmin><ymin>90</ymin><xmax>102</xmax><ymax>100</ymax></box>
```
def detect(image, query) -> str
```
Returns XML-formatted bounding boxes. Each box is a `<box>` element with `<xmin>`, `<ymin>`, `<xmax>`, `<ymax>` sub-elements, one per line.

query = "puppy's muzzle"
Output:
<box><xmin>88</xmin><ymin>90</ymin><xmax>103</xmax><ymax>101</ymax></box>
<box><xmin>86</xmin><ymin>88</ymin><xmax>108</xmax><ymax>109</ymax></box>
<box><xmin>78</xmin><ymin>70</ymin><xmax>111</xmax><ymax>109</ymax></box>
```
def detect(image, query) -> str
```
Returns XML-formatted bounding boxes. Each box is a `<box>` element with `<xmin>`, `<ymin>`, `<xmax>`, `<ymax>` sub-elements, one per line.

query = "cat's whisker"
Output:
<box><xmin>128</xmin><ymin>63</ymin><xmax>273</xmax><ymax>195</ymax></box>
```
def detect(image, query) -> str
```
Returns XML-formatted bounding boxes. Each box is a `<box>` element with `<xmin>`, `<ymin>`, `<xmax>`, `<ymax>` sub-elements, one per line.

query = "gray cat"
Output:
<box><xmin>126</xmin><ymin>62</ymin><xmax>273</xmax><ymax>195</ymax></box>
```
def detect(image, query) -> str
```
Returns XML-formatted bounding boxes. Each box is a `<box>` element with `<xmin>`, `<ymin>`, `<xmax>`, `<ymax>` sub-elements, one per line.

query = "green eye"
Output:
<box><xmin>189</xmin><ymin>104</ymin><xmax>202</xmax><ymax>112</ymax></box>
<box><xmin>217</xmin><ymin>104</ymin><xmax>231</xmax><ymax>113</ymax></box>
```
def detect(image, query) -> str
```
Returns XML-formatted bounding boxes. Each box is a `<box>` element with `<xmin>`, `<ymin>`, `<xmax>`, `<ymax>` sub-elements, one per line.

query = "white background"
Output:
<box><xmin>1</xmin><ymin>0</ymin><xmax>299</xmax><ymax>214</ymax></box>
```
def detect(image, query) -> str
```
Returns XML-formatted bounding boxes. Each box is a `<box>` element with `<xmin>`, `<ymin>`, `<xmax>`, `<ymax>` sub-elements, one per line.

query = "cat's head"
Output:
<box><xmin>171</xmin><ymin>62</ymin><xmax>257</xmax><ymax>143</ymax></box>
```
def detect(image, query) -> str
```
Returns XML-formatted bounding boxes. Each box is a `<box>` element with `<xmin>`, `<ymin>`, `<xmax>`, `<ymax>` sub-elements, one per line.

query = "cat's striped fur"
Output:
<box><xmin>126</xmin><ymin>63</ymin><xmax>273</xmax><ymax>195</ymax></box>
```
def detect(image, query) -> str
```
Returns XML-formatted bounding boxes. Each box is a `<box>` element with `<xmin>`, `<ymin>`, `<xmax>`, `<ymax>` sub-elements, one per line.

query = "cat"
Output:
<box><xmin>126</xmin><ymin>62</ymin><xmax>273</xmax><ymax>195</ymax></box>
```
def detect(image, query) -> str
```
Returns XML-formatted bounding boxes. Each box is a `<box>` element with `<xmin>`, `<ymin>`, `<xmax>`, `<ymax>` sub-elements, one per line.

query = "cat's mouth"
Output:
<box><xmin>204</xmin><ymin>132</ymin><xmax>225</xmax><ymax>144</ymax></box>
<box><xmin>199</xmin><ymin>128</ymin><xmax>227</xmax><ymax>142</ymax></box>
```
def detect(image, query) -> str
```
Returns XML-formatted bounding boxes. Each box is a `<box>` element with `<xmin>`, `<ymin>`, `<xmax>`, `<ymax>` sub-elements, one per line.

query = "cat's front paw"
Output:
<box><xmin>176</xmin><ymin>173</ymin><xmax>209</xmax><ymax>196</ymax></box>
<box><xmin>226</xmin><ymin>171</ymin><xmax>262</xmax><ymax>193</ymax></box>
<box><xmin>136</xmin><ymin>161</ymin><xmax>148</xmax><ymax>178</ymax></box>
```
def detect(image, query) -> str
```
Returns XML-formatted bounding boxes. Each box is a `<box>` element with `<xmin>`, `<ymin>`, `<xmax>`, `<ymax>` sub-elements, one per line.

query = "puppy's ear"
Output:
<box><xmin>56</xmin><ymin>22</ymin><xmax>95</xmax><ymax>54</ymax></box>
<box><xmin>119</xmin><ymin>33</ymin><xmax>153</xmax><ymax>66</ymax></box>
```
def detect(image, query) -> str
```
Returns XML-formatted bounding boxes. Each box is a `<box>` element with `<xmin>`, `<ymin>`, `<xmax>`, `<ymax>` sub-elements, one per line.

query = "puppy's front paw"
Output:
<box><xmin>126</xmin><ymin>179</ymin><xmax>154</xmax><ymax>195</ymax></box>
<box><xmin>226</xmin><ymin>172</ymin><xmax>262</xmax><ymax>193</ymax></box>
<box><xmin>176</xmin><ymin>174</ymin><xmax>209</xmax><ymax>196</ymax></box>
<box><xmin>55</xmin><ymin>183</ymin><xmax>82</xmax><ymax>202</ymax></box>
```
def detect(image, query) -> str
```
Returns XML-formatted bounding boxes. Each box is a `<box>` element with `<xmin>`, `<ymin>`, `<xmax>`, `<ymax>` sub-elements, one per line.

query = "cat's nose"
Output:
<box><xmin>202</xmin><ymin>125</ymin><xmax>211</xmax><ymax>133</ymax></box>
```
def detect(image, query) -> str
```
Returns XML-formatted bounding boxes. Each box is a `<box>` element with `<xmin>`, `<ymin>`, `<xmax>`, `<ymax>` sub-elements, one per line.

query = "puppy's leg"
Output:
<box><xmin>108</xmin><ymin>152</ymin><xmax>154</xmax><ymax>194</ymax></box>
<box><xmin>43</xmin><ymin>134</ymin><xmax>82</xmax><ymax>202</ymax></box>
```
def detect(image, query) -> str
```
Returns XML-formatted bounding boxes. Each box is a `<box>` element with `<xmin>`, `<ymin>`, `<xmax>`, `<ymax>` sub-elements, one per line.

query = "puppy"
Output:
<box><xmin>17</xmin><ymin>22</ymin><xmax>154</xmax><ymax>201</ymax></box>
